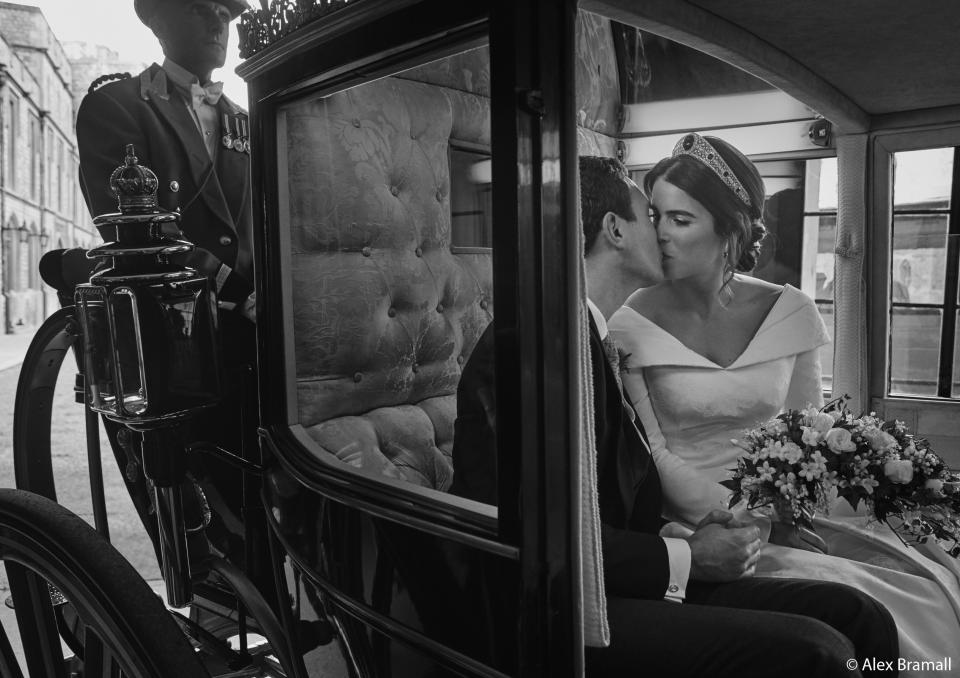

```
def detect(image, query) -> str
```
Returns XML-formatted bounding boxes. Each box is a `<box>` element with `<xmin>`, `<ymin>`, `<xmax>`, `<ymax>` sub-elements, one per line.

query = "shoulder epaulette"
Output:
<box><xmin>88</xmin><ymin>72</ymin><xmax>132</xmax><ymax>95</ymax></box>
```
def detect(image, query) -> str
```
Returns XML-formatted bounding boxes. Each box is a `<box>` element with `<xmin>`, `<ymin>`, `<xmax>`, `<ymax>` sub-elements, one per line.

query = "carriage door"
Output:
<box><xmin>239</xmin><ymin>1</ymin><xmax>584</xmax><ymax>675</ymax></box>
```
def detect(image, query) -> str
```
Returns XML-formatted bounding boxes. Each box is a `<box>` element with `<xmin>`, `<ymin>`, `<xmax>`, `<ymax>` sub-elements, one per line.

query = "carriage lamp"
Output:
<box><xmin>74</xmin><ymin>144</ymin><xmax>222</xmax><ymax>607</ymax></box>
<box><xmin>74</xmin><ymin>144</ymin><xmax>221</xmax><ymax>427</ymax></box>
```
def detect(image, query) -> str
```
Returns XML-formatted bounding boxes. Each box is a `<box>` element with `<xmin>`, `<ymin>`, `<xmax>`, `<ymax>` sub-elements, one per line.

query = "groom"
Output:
<box><xmin>451</xmin><ymin>156</ymin><xmax>898</xmax><ymax>676</ymax></box>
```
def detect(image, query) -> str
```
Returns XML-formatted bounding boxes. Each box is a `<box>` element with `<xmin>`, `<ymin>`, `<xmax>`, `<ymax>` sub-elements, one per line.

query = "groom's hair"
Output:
<box><xmin>579</xmin><ymin>156</ymin><xmax>636</xmax><ymax>255</ymax></box>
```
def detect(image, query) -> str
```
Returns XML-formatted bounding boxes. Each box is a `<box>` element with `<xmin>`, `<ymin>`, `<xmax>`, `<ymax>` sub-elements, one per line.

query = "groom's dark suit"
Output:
<box><xmin>452</xmin><ymin>318</ymin><xmax>899</xmax><ymax>677</ymax></box>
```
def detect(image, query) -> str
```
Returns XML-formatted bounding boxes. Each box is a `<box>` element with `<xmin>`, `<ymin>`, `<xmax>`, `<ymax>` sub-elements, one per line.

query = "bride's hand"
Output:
<box><xmin>768</xmin><ymin>522</ymin><xmax>829</xmax><ymax>555</ymax></box>
<box><xmin>718</xmin><ymin>506</ymin><xmax>773</xmax><ymax>544</ymax></box>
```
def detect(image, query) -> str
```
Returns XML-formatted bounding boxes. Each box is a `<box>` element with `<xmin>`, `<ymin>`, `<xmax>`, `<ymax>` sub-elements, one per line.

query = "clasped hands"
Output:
<box><xmin>686</xmin><ymin>509</ymin><xmax>764</xmax><ymax>582</ymax></box>
<box><xmin>686</xmin><ymin>508</ymin><xmax>827</xmax><ymax>583</ymax></box>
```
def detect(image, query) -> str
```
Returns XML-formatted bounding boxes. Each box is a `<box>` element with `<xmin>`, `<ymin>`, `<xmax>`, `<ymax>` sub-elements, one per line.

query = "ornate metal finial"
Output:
<box><xmin>238</xmin><ymin>0</ymin><xmax>355</xmax><ymax>58</ymax></box>
<box><xmin>108</xmin><ymin>144</ymin><xmax>160</xmax><ymax>213</ymax></box>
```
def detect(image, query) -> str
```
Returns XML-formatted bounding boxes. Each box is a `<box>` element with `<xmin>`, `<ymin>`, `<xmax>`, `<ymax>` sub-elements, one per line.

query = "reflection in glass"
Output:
<box><xmin>889</xmin><ymin>308</ymin><xmax>941</xmax><ymax>397</ymax></box>
<box><xmin>954</xmin><ymin>311</ymin><xmax>960</xmax><ymax>398</ymax></box>
<box><xmin>450</xmin><ymin>143</ymin><xmax>492</xmax><ymax>249</ymax></box>
<box><xmin>893</xmin><ymin>148</ymin><xmax>953</xmax><ymax>208</ymax></box>
<box><xmin>816</xmin><ymin>302</ymin><xmax>835</xmax><ymax>392</ymax></box>
<box><xmin>808</xmin><ymin>214</ymin><xmax>837</xmax><ymax>302</ymax></box>
<box><xmin>891</xmin><ymin>215</ymin><xmax>948</xmax><ymax>305</ymax></box>
<box><xmin>278</xmin><ymin>46</ymin><xmax>495</xmax><ymax>503</ymax></box>
<box><xmin>803</xmin><ymin>157</ymin><xmax>837</xmax><ymax>212</ymax></box>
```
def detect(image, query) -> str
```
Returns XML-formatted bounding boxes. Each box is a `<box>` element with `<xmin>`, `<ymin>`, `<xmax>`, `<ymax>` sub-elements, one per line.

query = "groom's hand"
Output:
<box><xmin>687</xmin><ymin>521</ymin><xmax>762</xmax><ymax>582</ymax></box>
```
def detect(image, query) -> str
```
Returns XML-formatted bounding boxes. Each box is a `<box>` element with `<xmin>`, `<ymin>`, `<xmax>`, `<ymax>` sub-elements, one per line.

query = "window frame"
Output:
<box><xmin>870</xmin><ymin>126</ymin><xmax>960</xmax><ymax>405</ymax></box>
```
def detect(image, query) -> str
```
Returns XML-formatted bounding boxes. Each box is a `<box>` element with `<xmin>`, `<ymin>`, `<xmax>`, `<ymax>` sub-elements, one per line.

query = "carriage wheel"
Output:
<box><xmin>12</xmin><ymin>309</ymin><xmax>300</xmax><ymax>676</ymax></box>
<box><xmin>0</xmin><ymin>488</ymin><xmax>209</xmax><ymax>677</ymax></box>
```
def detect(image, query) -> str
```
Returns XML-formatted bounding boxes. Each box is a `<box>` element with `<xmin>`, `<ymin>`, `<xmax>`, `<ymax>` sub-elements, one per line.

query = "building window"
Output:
<box><xmin>7</xmin><ymin>96</ymin><xmax>18</xmax><ymax>191</ymax></box>
<box><xmin>29</xmin><ymin>115</ymin><xmax>40</xmax><ymax>200</ymax></box>
<box><xmin>449</xmin><ymin>142</ymin><xmax>492</xmax><ymax>250</ymax></box>
<box><xmin>57</xmin><ymin>138</ymin><xmax>65</xmax><ymax>213</ymax></box>
<box><xmin>887</xmin><ymin>147</ymin><xmax>956</xmax><ymax>397</ymax></box>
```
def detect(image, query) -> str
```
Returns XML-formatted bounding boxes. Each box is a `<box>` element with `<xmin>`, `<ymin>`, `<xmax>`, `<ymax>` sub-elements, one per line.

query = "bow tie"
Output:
<box><xmin>189</xmin><ymin>81</ymin><xmax>223</xmax><ymax>110</ymax></box>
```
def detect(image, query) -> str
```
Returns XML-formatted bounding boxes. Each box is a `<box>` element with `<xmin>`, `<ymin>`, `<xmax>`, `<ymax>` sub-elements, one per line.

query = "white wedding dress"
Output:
<box><xmin>610</xmin><ymin>284</ymin><xmax>960</xmax><ymax>676</ymax></box>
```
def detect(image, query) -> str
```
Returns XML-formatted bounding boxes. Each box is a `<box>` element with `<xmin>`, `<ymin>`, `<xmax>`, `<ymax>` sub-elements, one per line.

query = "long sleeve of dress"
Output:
<box><xmin>622</xmin><ymin>369</ymin><xmax>732</xmax><ymax>527</ymax></box>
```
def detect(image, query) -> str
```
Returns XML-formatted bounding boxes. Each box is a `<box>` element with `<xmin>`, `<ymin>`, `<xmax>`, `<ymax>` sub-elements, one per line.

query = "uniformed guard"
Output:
<box><xmin>74</xmin><ymin>0</ymin><xmax>259</xmax><ymax>593</ymax></box>
<box><xmin>77</xmin><ymin>0</ymin><xmax>255</xmax><ymax>322</ymax></box>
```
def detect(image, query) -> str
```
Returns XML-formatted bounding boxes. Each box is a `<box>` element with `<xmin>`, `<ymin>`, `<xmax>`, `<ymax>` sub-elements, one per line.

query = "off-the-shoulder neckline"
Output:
<box><xmin>612</xmin><ymin>284</ymin><xmax>813</xmax><ymax>370</ymax></box>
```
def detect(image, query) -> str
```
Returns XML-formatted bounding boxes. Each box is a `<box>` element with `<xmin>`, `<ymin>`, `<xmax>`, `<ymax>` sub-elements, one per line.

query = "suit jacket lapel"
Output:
<box><xmin>141</xmin><ymin>66</ymin><xmax>210</xmax><ymax>190</ymax></box>
<box><xmin>141</xmin><ymin>65</ymin><xmax>240</xmax><ymax>236</ymax></box>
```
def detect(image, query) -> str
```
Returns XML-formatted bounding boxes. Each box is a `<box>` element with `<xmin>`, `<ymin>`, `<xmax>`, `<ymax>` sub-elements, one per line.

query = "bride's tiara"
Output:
<box><xmin>671</xmin><ymin>133</ymin><xmax>752</xmax><ymax>207</ymax></box>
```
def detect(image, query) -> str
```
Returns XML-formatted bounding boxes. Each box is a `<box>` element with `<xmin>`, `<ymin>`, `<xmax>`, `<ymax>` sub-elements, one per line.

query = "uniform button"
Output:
<box><xmin>479</xmin><ymin>299</ymin><xmax>488</xmax><ymax>310</ymax></box>
<box><xmin>411</xmin><ymin>363</ymin><xmax>419</xmax><ymax>373</ymax></box>
<box><xmin>457</xmin><ymin>355</ymin><xmax>465</xmax><ymax>365</ymax></box>
<box><xmin>436</xmin><ymin>303</ymin><xmax>444</xmax><ymax>313</ymax></box>
<box><xmin>353</xmin><ymin>372</ymin><xmax>363</xmax><ymax>383</ymax></box>
<box><xmin>435</xmin><ymin>190</ymin><xmax>442</xmax><ymax>202</ymax></box>
<box><xmin>415</xmin><ymin>247</ymin><xmax>423</xmax><ymax>257</ymax></box>
<box><xmin>169</xmin><ymin>180</ymin><xmax>179</xmax><ymax>192</ymax></box>
<box><xmin>390</xmin><ymin>186</ymin><xmax>399</xmax><ymax>196</ymax></box>
<box><xmin>668</xmin><ymin>584</ymin><xmax>679</xmax><ymax>594</ymax></box>
<box><xmin>387</xmin><ymin>307</ymin><xmax>396</xmax><ymax>318</ymax></box>
<box><xmin>219</xmin><ymin>235</ymin><xmax>232</xmax><ymax>246</ymax></box>
<box><xmin>352</xmin><ymin>118</ymin><xmax>361</xmax><ymax>128</ymax></box>
<box><xmin>362</xmin><ymin>246</ymin><xmax>372</xmax><ymax>257</ymax></box>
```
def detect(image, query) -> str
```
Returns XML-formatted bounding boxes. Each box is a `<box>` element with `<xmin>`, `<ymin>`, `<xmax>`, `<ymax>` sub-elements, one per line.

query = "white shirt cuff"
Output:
<box><xmin>663</xmin><ymin>537</ymin><xmax>691</xmax><ymax>602</ymax></box>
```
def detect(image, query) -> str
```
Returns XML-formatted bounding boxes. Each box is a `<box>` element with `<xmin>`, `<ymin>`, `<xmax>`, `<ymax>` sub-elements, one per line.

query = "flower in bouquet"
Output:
<box><xmin>722</xmin><ymin>396</ymin><xmax>960</xmax><ymax>559</ymax></box>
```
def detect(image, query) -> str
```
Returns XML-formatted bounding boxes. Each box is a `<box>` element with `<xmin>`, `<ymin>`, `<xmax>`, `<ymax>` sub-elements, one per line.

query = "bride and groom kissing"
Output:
<box><xmin>452</xmin><ymin>136</ymin><xmax>960</xmax><ymax>676</ymax></box>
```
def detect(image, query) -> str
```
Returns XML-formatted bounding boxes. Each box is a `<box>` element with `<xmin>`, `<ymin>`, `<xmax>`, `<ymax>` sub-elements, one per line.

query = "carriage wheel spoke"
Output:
<box><xmin>6</xmin><ymin>563</ymin><xmax>69</xmax><ymax>678</ymax></box>
<box><xmin>0</xmin><ymin>615</ymin><xmax>26</xmax><ymax>678</ymax></box>
<box><xmin>83</xmin><ymin>625</ymin><xmax>105</xmax><ymax>676</ymax></box>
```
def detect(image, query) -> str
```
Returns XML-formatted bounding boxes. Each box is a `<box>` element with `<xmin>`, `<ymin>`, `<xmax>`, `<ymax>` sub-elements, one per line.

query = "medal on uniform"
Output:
<box><xmin>240</xmin><ymin>117</ymin><xmax>251</xmax><ymax>154</ymax></box>
<box><xmin>221</xmin><ymin>113</ymin><xmax>234</xmax><ymax>149</ymax></box>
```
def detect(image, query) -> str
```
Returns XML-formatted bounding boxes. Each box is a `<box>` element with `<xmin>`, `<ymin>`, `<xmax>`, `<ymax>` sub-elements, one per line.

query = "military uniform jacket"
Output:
<box><xmin>76</xmin><ymin>63</ymin><xmax>253</xmax><ymax>305</ymax></box>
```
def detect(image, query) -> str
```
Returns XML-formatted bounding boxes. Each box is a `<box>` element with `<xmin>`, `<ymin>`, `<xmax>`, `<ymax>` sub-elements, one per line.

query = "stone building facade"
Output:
<box><xmin>0</xmin><ymin>3</ymin><xmax>137</xmax><ymax>335</ymax></box>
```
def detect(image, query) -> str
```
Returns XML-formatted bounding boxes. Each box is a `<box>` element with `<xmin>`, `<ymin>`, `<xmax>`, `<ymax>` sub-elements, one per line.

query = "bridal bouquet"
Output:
<box><xmin>721</xmin><ymin>397</ymin><xmax>960</xmax><ymax>558</ymax></box>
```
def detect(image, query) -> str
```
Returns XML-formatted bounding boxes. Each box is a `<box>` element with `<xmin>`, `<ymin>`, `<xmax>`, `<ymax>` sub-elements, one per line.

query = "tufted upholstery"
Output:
<box><xmin>286</xmin><ymin>18</ymin><xmax>621</xmax><ymax>492</ymax></box>
<box><xmin>285</xmin><ymin>49</ymin><xmax>493</xmax><ymax>491</ymax></box>
<box><xmin>576</xmin><ymin>12</ymin><xmax>622</xmax><ymax>158</ymax></box>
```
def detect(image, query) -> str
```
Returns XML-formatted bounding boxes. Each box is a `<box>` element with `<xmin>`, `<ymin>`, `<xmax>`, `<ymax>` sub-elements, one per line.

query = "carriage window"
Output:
<box><xmin>888</xmin><ymin>147</ymin><xmax>956</xmax><ymax>397</ymax></box>
<box><xmin>609</xmin><ymin>15</ymin><xmax>836</xmax><ymax>399</ymax></box>
<box><xmin>450</xmin><ymin>143</ymin><xmax>492</xmax><ymax>249</ymax></box>
<box><xmin>277</xmin><ymin>46</ymin><xmax>497</xmax><ymax>508</ymax></box>
<box><xmin>805</xmin><ymin>158</ymin><xmax>837</xmax><ymax>393</ymax></box>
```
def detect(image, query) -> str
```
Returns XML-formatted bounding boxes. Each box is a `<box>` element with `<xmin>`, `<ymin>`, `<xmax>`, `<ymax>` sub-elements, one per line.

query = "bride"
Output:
<box><xmin>609</xmin><ymin>132</ymin><xmax>960</xmax><ymax>673</ymax></box>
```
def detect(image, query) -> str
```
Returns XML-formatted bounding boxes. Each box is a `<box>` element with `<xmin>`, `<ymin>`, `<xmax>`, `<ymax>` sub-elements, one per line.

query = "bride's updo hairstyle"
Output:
<box><xmin>643</xmin><ymin>134</ymin><xmax>767</xmax><ymax>276</ymax></box>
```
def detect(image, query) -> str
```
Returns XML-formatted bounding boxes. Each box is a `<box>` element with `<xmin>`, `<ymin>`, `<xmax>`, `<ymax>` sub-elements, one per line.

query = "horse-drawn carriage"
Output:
<box><xmin>3</xmin><ymin>0</ymin><xmax>960</xmax><ymax>675</ymax></box>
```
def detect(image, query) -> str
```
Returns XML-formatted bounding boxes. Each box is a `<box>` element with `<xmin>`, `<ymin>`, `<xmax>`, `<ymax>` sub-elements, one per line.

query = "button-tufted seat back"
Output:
<box><xmin>284</xmin><ymin>47</ymin><xmax>493</xmax><ymax>491</ymax></box>
<box><xmin>284</xmin><ymin>17</ymin><xmax>621</xmax><ymax>493</ymax></box>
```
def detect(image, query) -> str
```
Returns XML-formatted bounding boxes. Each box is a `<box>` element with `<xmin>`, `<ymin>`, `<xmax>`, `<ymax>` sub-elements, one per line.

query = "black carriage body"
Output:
<box><xmin>239</xmin><ymin>0</ymin><xmax>584</xmax><ymax>675</ymax></box>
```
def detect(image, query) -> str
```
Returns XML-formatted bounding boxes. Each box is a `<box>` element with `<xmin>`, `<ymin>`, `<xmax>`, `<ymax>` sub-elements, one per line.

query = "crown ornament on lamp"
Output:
<box><xmin>238</xmin><ymin>0</ymin><xmax>355</xmax><ymax>58</ymax></box>
<box><xmin>74</xmin><ymin>144</ymin><xmax>221</xmax><ymax>427</ymax></box>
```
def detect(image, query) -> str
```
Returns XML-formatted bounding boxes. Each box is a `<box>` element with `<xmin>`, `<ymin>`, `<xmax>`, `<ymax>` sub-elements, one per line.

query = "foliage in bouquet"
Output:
<box><xmin>721</xmin><ymin>396</ymin><xmax>960</xmax><ymax>558</ymax></box>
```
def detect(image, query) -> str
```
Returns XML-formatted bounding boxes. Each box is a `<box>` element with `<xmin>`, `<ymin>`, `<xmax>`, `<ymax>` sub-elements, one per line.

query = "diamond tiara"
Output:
<box><xmin>671</xmin><ymin>133</ymin><xmax>752</xmax><ymax>207</ymax></box>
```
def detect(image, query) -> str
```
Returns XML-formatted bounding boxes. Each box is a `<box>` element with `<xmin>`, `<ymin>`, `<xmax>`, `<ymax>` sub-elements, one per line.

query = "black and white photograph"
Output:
<box><xmin>0</xmin><ymin>1</ymin><xmax>959</xmax><ymax>676</ymax></box>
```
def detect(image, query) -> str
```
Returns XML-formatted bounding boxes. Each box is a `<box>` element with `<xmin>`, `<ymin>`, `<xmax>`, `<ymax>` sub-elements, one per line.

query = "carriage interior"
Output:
<box><xmin>279</xmin><ymin>1</ymin><xmax>960</xmax><ymax>506</ymax></box>
<box><xmin>5</xmin><ymin>1</ymin><xmax>960</xmax><ymax>676</ymax></box>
